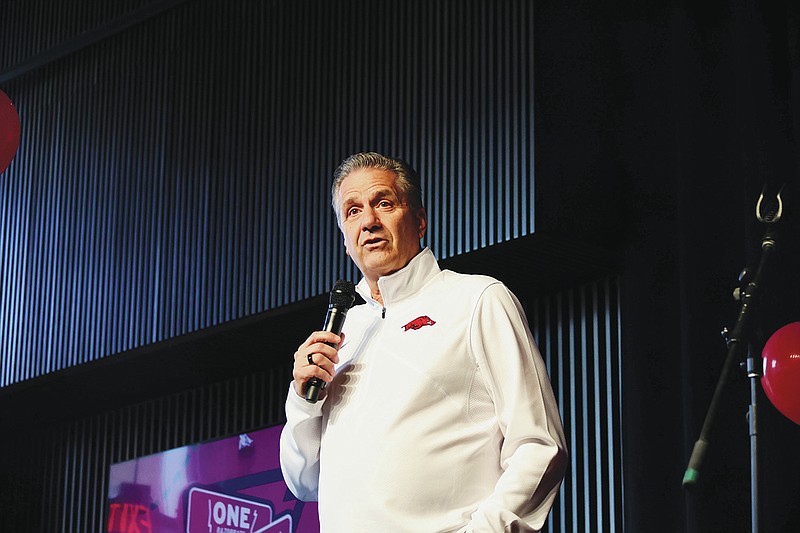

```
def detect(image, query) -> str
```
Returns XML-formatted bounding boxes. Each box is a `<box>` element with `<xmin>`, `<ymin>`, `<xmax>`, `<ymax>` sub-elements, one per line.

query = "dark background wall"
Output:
<box><xmin>0</xmin><ymin>0</ymin><xmax>544</xmax><ymax>386</ymax></box>
<box><xmin>1</xmin><ymin>1</ymin><xmax>800</xmax><ymax>532</ymax></box>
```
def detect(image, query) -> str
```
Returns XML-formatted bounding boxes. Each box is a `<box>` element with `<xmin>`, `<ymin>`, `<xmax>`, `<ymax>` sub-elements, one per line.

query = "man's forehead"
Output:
<box><xmin>341</xmin><ymin>186</ymin><xmax>398</xmax><ymax>201</ymax></box>
<box><xmin>338</xmin><ymin>169</ymin><xmax>402</xmax><ymax>202</ymax></box>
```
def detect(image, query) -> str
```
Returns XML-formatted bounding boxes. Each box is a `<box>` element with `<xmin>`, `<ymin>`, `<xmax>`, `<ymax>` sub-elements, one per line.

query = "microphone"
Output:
<box><xmin>305</xmin><ymin>279</ymin><xmax>357</xmax><ymax>403</ymax></box>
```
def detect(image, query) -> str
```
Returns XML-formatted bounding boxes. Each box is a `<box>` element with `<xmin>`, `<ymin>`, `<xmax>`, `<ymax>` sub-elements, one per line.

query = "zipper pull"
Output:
<box><xmin>382</xmin><ymin>307</ymin><xmax>386</xmax><ymax>319</ymax></box>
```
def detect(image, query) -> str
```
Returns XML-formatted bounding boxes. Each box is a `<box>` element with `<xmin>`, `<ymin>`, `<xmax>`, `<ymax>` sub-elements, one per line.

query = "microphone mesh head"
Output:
<box><xmin>329</xmin><ymin>279</ymin><xmax>356</xmax><ymax>308</ymax></box>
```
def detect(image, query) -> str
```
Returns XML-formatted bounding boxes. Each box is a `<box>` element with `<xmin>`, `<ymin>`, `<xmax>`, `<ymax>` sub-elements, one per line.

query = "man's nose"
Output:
<box><xmin>360</xmin><ymin>205</ymin><xmax>381</xmax><ymax>231</ymax></box>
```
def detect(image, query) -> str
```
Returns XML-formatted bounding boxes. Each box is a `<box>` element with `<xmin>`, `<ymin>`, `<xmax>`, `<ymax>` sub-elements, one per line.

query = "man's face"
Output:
<box><xmin>337</xmin><ymin>168</ymin><xmax>427</xmax><ymax>284</ymax></box>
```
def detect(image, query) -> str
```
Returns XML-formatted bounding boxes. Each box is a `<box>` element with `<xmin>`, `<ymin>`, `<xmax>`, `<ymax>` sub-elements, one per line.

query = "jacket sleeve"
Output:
<box><xmin>279</xmin><ymin>383</ymin><xmax>326</xmax><ymax>502</ymax></box>
<box><xmin>465</xmin><ymin>282</ymin><xmax>568</xmax><ymax>532</ymax></box>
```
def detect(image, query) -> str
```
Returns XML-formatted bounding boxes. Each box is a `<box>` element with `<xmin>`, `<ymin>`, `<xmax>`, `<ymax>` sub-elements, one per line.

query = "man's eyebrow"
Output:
<box><xmin>341</xmin><ymin>194</ymin><xmax>359</xmax><ymax>207</ymax></box>
<box><xmin>371</xmin><ymin>188</ymin><xmax>404</xmax><ymax>202</ymax></box>
<box><xmin>341</xmin><ymin>189</ymin><xmax>399</xmax><ymax>207</ymax></box>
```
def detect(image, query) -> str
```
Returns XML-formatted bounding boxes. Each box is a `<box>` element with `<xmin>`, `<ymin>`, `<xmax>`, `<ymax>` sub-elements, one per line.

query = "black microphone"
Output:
<box><xmin>305</xmin><ymin>279</ymin><xmax>357</xmax><ymax>403</ymax></box>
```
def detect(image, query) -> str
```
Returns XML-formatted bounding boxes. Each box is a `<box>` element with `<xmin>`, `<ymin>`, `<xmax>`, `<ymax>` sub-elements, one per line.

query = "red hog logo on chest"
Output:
<box><xmin>402</xmin><ymin>315</ymin><xmax>437</xmax><ymax>331</ymax></box>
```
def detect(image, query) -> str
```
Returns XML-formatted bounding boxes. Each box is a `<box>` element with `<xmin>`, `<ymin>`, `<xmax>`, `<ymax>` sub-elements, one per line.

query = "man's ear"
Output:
<box><xmin>416</xmin><ymin>207</ymin><xmax>428</xmax><ymax>239</ymax></box>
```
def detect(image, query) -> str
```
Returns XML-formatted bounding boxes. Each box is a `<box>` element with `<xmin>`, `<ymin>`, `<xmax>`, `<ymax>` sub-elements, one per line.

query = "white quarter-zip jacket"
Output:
<box><xmin>280</xmin><ymin>248</ymin><xmax>567</xmax><ymax>532</ymax></box>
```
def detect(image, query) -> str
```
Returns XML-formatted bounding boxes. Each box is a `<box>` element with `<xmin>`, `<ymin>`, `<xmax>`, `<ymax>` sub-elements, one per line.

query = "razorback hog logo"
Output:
<box><xmin>402</xmin><ymin>315</ymin><xmax>436</xmax><ymax>331</ymax></box>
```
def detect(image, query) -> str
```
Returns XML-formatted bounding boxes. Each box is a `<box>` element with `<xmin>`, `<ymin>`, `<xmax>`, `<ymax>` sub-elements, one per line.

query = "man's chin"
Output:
<box><xmin>362</xmin><ymin>258</ymin><xmax>401</xmax><ymax>279</ymax></box>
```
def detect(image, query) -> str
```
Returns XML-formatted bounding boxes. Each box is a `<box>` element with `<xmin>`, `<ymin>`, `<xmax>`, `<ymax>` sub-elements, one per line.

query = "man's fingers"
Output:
<box><xmin>291</xmin><ymin>331</ymin><xmax>342</xmax><ymax>397</ymax></box>
<box><xmin>303</xmin><ymin>331</ymin><xmax>341</xmax><ymax>348</ymax></box>
<box><xmin>304</xmin><ymin>352</ymin><xmax>337</xmax><ymax>376</ymax></box>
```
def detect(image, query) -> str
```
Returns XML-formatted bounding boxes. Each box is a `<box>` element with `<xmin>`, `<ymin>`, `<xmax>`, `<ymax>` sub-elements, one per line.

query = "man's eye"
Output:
<box><xmin>346</xmin><ymin>206</ymin><xmax>361</xmax><ymax>217</ymax></box>
<box><xmin>378</xmin><ymin>200</ymin><xmax>393</xmax><ymax>209</ymax></box>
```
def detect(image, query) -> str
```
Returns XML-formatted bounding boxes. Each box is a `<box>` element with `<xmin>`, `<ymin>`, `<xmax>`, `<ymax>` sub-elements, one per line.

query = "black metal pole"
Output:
<box><xmin>746</xmin><ymin>347</ymin><xmax>760</xmax><ymax>533</ymax></box>
<box><xmin>683</xmin><ymin>182</ymin><xmax>782</xmax><ymax>533</ymax></box>
<box><xmin>682</xmin><ymin>233</ymin><xmax>775</xmax><ymax>488</ymax></box>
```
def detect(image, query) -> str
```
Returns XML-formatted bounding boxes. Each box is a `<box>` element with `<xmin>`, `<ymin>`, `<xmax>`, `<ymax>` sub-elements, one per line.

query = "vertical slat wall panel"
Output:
<box><xmin>0</xmin><ymin>0</ymin><xmax>537</xmax><ymax>387</ymax></box>
<box><xmin>530</xmin><ymin>277</ymin><xmax>625</xmax><ymax>533</ymax></box>
<box><xmin>7</xmin><ymin>278</ymin><xmax>624</xmax><ymax>531</ymax></box>
<box><xmin>12</xmin><ymin>365</ymin><xmax>291</xmax><ymax>532</ymax></box>
<box><xmin>0</xmin><ymin>0</ymin><xmax>156</xmax><ymax>72</ymax></box>
<box><xmin>1</xmin><ymin>1</ymin><xmax>627</xmax><ymax>531</ymax></box>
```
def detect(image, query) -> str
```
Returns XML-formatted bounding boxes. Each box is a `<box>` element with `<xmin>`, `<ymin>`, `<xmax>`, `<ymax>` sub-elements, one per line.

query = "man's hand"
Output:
<box><xmin>292</xmin><ymin>331</ymin><xmax>343</xmax><ymax>398</ymax></box>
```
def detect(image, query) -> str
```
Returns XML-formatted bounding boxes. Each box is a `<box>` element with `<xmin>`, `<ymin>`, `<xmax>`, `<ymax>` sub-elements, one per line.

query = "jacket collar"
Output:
<box><xmin>355</xmin><ymin>247</ymin><xmax>440</xmax><ymax>307</ymax></box>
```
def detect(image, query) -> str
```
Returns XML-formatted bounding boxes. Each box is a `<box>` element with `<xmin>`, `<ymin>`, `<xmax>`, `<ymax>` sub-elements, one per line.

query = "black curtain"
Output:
<box><xmin>536</xmin><ymin>1</ymin><xmax>800</xmax><ymax>532</ymax></box>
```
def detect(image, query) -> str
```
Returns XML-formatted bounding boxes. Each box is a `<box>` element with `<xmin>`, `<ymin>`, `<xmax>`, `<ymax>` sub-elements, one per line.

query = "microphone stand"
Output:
<box><xmin>745</xmin><ymin>344</ymin><xmax>760</xmax><ymax>533</ymax></box>
<box><xmin>682</xmin><ymin>185</ymin><xmax>783</xmax><ymax>533</ymax></box>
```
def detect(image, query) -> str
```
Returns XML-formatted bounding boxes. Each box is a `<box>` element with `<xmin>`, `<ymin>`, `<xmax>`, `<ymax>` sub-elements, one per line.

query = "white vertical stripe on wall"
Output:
<box><xmin>531</xmin><ymin>278</ymin><xmax>625</xmax><ymax>533</ymax></box>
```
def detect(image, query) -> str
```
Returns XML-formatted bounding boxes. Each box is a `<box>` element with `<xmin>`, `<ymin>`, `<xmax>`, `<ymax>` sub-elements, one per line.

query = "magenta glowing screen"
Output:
<box><xmin>107</xmin><ymin>425</ymin><xmax>319</xmax><ymax>533</ymax></box>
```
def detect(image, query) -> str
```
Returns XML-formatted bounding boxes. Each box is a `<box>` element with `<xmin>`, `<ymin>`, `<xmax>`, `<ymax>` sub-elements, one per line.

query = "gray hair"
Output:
<box><xmin>331</xmin><ymin>152</ymin><xmax>424</xmax><ymax>223</ymax></box>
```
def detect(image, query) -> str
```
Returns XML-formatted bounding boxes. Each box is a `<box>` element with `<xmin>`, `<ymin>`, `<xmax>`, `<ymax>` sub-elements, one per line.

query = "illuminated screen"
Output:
<box><xmin>107</xmin><ymin>425</ymin><xmax>319</xmax><ymax>533</ymax></box>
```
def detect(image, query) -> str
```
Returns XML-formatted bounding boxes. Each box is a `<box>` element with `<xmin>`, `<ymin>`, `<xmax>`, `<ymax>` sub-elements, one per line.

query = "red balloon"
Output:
<box><xmin>762</xmin><ymin>321</ymin><xmax>800</xmax><ymax>426</ymax></box>
<box><xmin>0</xmin><ymin>89</ymin><xmax>21</xmax><ymax>175</ymax></box>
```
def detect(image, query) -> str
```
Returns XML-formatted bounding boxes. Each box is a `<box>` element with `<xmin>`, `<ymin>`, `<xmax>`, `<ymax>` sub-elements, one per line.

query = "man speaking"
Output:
<box><xmin>280</xmin><ymin>152</ymin><xmax>567</xmax><ymax>532</ymax></box>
